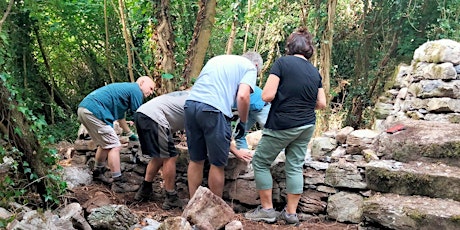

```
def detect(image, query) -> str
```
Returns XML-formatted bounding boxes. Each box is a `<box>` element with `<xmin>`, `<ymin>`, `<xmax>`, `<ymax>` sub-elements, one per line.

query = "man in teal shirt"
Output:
<box><xmin>235</xmin><ymin>86</ymin><xmax>271</xmax><ymax>150</ymax></box>
<box><xmin>77</xmin><ymin>76</ymin><xmax>155</xmax><ymax>193</ymax></box>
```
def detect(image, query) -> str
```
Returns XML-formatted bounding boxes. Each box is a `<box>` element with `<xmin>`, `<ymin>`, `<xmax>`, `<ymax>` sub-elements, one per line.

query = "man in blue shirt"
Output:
<box><xmin>234</xmin><ymin>86</ymin><xmax>271</xmax><ymax>150</ymax></box>
<box><xmin>184</xmin><ymin>52</ymin><xmax>263</xmax><ymax>198</ymax></box>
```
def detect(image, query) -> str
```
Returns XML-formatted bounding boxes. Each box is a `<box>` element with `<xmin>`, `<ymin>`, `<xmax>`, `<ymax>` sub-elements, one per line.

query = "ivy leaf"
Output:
<box><xmin>161</xmin><ymin>73</ymin><xmax>174</xmax><ymax>80</ymax></box>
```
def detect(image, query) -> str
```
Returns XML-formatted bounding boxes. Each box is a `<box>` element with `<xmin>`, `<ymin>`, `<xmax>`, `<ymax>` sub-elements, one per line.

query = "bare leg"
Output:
<box><xmin>188</xmin><ymin>160</ymin><xmax>204</xmax><ymax>198</ymax></box>
<box><xmin>286</xmin><ymin>193</ymin><xmax>301</xmax><ymax>214</ymax></box>
<box><xmin>162</xmin><ymin>156</ymin><xmax>178</xmax><ymax>191</ymax></box>
<box><xmin>144</xmin><ymin>158</ymin><xmax>164</xmax><ymax>182</ymax></box>
<box><xmin>95</xmin><ymin>146</ymin><xmax>109</xmax><ymax>163</ymax></box>
<box><xmin>208</xmin><ymin>165</ymin><xmax>225</xmax><ymax>197</ymax></box>
<box><xmin>106</xmin><ymin>146</ymin><xmax>122</xmax><ymax>173</ymax></box>
<box><xmin>259</xmin><ymin>189</ymin><xmax>273</xmax><ymax>209</ymax></box>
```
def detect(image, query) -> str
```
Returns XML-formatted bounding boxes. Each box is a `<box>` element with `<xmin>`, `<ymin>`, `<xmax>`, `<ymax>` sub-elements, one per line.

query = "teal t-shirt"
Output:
<box><xmin>79</xmin><ymin>82</ymin><xmax>143</xmax><ymax>127</ymax></box>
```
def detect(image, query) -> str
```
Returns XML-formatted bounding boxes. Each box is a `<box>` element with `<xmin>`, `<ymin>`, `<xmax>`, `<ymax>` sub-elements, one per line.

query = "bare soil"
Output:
<box><xmin>69</xmin><ymin>183</ymin><xmax>359</xmax><ymax>230</ymax></box>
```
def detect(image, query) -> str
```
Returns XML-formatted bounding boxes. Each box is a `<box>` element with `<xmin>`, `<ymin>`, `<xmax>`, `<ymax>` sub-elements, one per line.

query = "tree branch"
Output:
<box><xmin>0</xmin><ymin>0</ymin><xmax>15</xmax><ymax>34</ymax></box>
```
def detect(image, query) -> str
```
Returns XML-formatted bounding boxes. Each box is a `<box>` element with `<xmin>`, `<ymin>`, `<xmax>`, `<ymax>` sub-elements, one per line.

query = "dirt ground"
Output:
<box><xmin>69</xmin><ymin>183</ymin><xmax>359</xmax><ymax>230</ymax></box>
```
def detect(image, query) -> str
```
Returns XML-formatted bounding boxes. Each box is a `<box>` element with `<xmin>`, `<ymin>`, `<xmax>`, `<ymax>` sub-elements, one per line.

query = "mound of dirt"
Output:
<box><xmin>68</xmin><ymin>183</ymin><xmax>358</xmax><ymax>230</ymax></box>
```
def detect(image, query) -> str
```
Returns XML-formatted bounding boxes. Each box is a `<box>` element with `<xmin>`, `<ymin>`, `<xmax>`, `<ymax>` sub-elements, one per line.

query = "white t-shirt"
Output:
<box><xmin>187</xmin><ymin>55</ymin><xmax>257</xmax><ymax>118</ymax></box>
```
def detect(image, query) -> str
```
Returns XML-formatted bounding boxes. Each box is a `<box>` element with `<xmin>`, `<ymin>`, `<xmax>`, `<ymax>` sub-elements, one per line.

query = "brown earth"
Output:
<box><xmin>69</xmin><ymin>183</ymin><xmax>359</xmax><ymax>230</ymax></box>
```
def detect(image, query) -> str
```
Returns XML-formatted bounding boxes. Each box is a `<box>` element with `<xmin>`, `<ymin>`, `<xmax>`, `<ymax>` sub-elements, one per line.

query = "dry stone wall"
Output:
<box><xmin>65</xmin><ymin>39</ymin><xmax>460</xmax><ymax>229</ymax></box>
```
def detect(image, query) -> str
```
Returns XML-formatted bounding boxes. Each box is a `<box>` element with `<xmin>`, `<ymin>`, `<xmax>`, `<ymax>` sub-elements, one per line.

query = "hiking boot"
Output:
<box><xmin>92</xmin><ymin>167</ymin><xmax>113</xmax><ymax>184</ymax></box>
<box><xmin>134</xmin><ymin>181</ymin><xmax>153</xmax><ymax>201</ymax></box>
<box><xmin>162</xmin><ymin>191</ymin><xmax>184</xmax><ymax>210</ymax></box>
<box><xmin>244</xmin><ymin>205</ymin><xmax>277</xmax><ymax>223</ymax></box>
<box><xmin>278</xmin><ymin>208</ymin><xmax>299</xmax><ymax>226</ymax></box>
<box><xmin>111</xmin><ymin>175</ymin><xmax>140</xmax><ymax>193</ymax></box>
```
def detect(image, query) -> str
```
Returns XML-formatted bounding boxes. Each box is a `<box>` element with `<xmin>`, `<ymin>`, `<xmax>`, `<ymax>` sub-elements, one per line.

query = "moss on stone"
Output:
<box><xmin>391</xmin><ymin>140</ymin><xmax>460</xmax><ymax>162</ymax></box>
<box><xmin>449</xmin><ymin>215</ymin><xmax>460</xmax><ymax>223</ymax></box>
<box><xmin>433</xmin><ymin>64</ymin><xmax>444</xmax><ymax>78</ymax></box>
<box><xmin>406</xmin><ymin>209</ymin><xmax>427</xmax><ymax>223</ymax></box>
<box><xmin>448</xmin><ymin>115</ymin><xmax>460</xmax><ymax>124</ymax></box>
<box><xmin>424</xmin><ymin>142</ymin><xmax>460</xmax><ymax>158</ymax></box>
<box><xmin>425</xmin><ymin>43</ymin><xmax>445</xmax><ymax>63</ymax></box>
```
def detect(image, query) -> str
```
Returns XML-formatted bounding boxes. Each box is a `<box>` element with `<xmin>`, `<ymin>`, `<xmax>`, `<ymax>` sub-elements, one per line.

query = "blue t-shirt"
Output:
<box><xmin>187</xmin><ymin>55</ymin><xmax>257</xmax><ymax>118</ymax></box>
<box><xmin>79</xmin><ymin>82</ymin><xmax>143</xmax><ymax>127</ymax></box>
<box><xmin>265</xmin><ymin>55</ymin><xmax>323</xmax><ymax>130</ymax></box>
<box><xmin>249</xmin><ymin>86</ymin><xmax>266</xmax><ymax>111</ymax></box>
<box><xmin>233</xmin><ymin>86</ymin><xmax>265</xmax><ymax>111</ymax></box>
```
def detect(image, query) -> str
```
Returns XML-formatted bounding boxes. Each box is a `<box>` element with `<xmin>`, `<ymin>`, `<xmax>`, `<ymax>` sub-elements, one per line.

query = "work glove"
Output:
<box><xmin>234</xmin><ymin>121</ymin><xmax>246</xmax><ymax>139</ymax></box>
<box><xmin>129</xmin><ymin>133</ymin><xmax>139</xmax><ymax>141</ymax></box>
<box><xmin>124</xmin><ymin>131</ymin><xmax>139</xmax><ymax>141</ymax></box>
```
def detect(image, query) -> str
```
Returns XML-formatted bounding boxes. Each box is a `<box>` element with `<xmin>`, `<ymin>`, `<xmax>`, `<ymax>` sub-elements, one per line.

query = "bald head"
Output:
<box><xmin>136</xmin><ymin>76</ymin><xmax>155</xmax><ymax>98</ymax></box>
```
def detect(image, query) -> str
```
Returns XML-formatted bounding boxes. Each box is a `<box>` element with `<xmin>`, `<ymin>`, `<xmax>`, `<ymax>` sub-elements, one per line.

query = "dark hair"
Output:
<box><xmin>285</xmin><ymin>27</ymin><xmax>314</xmax><ymax>59</ymax></box>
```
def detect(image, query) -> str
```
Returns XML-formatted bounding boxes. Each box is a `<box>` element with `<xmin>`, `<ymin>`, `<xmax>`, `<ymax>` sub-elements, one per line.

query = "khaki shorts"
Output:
<box><xmin>77</xmin><ymin>107</ymin><xmax>121</xmax><ymax>149</ymax></box>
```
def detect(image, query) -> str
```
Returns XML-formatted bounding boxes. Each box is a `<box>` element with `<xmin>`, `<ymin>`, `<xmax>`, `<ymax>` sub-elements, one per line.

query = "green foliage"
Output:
<box><xmin>2</xmin><ymin>0</ymin><xmax>460</xmax><ymax>134</ymax></box>
<box><xmin>0</xmin><ymin>74</ymin><xmax>68</xmax><ymax>208</ymax></box>
<box><xmin>169</xmin><ymin>1</ymin><xmax>198</xmax><ymax>73</ymax></box>
<box><xmin>0</xmin><ymin>147</ymin><xmax>28</xmax><ymax>206</ymax></box>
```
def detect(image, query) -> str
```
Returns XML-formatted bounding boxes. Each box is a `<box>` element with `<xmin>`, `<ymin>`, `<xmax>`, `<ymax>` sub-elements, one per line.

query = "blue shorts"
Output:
<box><xmin>184</xmin><ymin>100</ymin><xmax>231</xmax><ymax>167</ymax></box>
<box><xmin>134</xmin><ymin>112</ymin><xmax>178</xmax><ymax>158</ymax></box>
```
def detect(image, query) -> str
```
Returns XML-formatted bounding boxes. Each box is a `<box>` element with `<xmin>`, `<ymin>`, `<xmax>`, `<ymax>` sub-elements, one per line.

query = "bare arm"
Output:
<box><xmin>262</xmin><ymin>74</ymin><xmax>280</xmax><ymax>102</ymax></box>
<box><xmin>315</xmin><ymin>88</ymin><xmax>327</xmax><ymax>110</ymax></box>
<box><xmin>236</xmin><ymin>83</ymin><xmax>251</xmax><ymax>123</ymax></box>
<box><xmin>229</xmin><ymin>142</ymin><xmax>253</xmax><ymax>162</ymax></box>
<box><xmin>117</xmin><ymin>118</ymin><xmax>131</xmax><ymax>133</ymax></box>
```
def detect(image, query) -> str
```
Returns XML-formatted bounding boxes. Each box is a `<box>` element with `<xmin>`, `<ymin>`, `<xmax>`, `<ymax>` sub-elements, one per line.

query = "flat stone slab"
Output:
<box><xmin>363</xmin><ymin>193</ymin><xmax>460</xmax><ymax>230</ymax></box>
<box><xmin>366</xmin><ymin>160</ymin><xmax>460</xmax><ymax>201</ymax></box>
<box><xmin>377</xmin><ymin>120</ymin><xmax>460</xmax><ymax>167</ymax></box>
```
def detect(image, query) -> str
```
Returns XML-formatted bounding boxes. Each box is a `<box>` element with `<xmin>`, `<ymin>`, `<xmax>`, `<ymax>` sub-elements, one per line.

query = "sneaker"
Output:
<box><xmin>162</xmin><ymin>191</ymin><xmax>184</xmax><ymax>210</ymax></box>
<box><xmin>278</xmin><ymin>208</ymin><xmax>299</xmax><ymax>226</ymax></box>
<box><xmin>134</xmin><ymin>181</ymin><xmax>153</xmax><ymax>201</ymax></box>
<box><xmin>92</xmin><ymin>167</ymin><xmax>113</xmax><ymax>184</ymax></box>
<box><xmin>111</xmin><ymin>175</ymin><xmax>140</xmax><ymax>193</ymax></box>
<box><xmin>244</xmin><ymin>205</ymin><xmax>277</xmax><ymax>223</ymax></box>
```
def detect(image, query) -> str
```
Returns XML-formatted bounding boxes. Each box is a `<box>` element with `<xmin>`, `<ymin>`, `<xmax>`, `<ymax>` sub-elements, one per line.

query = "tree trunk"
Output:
<box><xmin>152</xmin><ymin>0</ymin><xmax>176</xmax><ymax>94</ymax></box>
<box><xmin>311</xmin><ymin>0</ymin><xmax>322</xmax><ymax>66</ymax></box>
<box><xmin>226</xmin><ymin>20</ymin><xmax>237</xmax><ymax>54</ymax></box>
<box><xmin>33</xmin><ymin>25</ymin><xmax>55</xmax><ymax>125</ymax></box>
<box><xmin>104</xmin><ymin>0</ymin><xmax>115</xmax><ymax>83</ymax></box>
<box><xmin>0</xmin><ymin>0</ymin><xmax>14</xmax><ymax>34</ymax></box>
<box><xmin>118</xmin><ymin>0</ymin><xmax>134</xmax><ymax>82</ymax></box>
<box><xmin>254</xmin><ymin>24</ymin><xmax>263</xmax><ymax>52</ymax></box>
<box><xmin>242</xmin><ymin>0</ymin><xmax>251</xmax><ymax>53</ymax></box>
<box><xmin>344</xmin><ymin>0</ymin><xmax>370</xmax><ymax>129</ymax></box>
<box><xmin>300</xmin><ymin>0</ymin><xmax>310</xmax><ymax>27</ymax></box>
<box><xmin>182</xmin><ymin>0</ymin><xmax>217</xmax><ymax>86</ymax></box>
<box><xmin>315</xmin><ymin>0</ymin><xmax>337</xmax><ymax>134</ymax></box>
<box><xmin>0</xmin><ymin>82</ymin><xmax>50</xmax><ymax>207</ymax></box>
<box><xmin>367</xmin><ymin>31</ymin><xmax>399</xmax><ymax>102</ymax></box>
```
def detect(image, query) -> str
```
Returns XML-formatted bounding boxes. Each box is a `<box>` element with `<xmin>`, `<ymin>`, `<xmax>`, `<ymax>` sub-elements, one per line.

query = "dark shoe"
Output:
<box><xmin>111</xmin><ymin>175</ymin><xmax>140</xmax><ymax>193</ymax></box>
<box><xmin>134</xmin><ymin>181</ymin><xmax>153</xmax><ymax>201</ymax></box>
<box><xmin>162</xmin><ymin>191</ymin><xmax>184</xmax><ymax>210</ymax></box>
<box><xmin>244</xmin><ymin>205</ymin><xmax>277</xmax><ymax>223</ymax></box>
<box><xmin>92</xmin><ymin>167</ymin><xmax>113</xmax><ymax>184</ymax></box>
<box><xmin>278</xmin><ymin>208</ymin><xmax>299</xmax><ymax>226</ymax></box>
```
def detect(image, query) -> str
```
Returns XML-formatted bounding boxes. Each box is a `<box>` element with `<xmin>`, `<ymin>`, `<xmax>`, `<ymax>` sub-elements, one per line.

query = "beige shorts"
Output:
<box><xmin>77</xmin><ymin>107</ymin><xmax>121</xmax><ymax>149</ymax></box>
